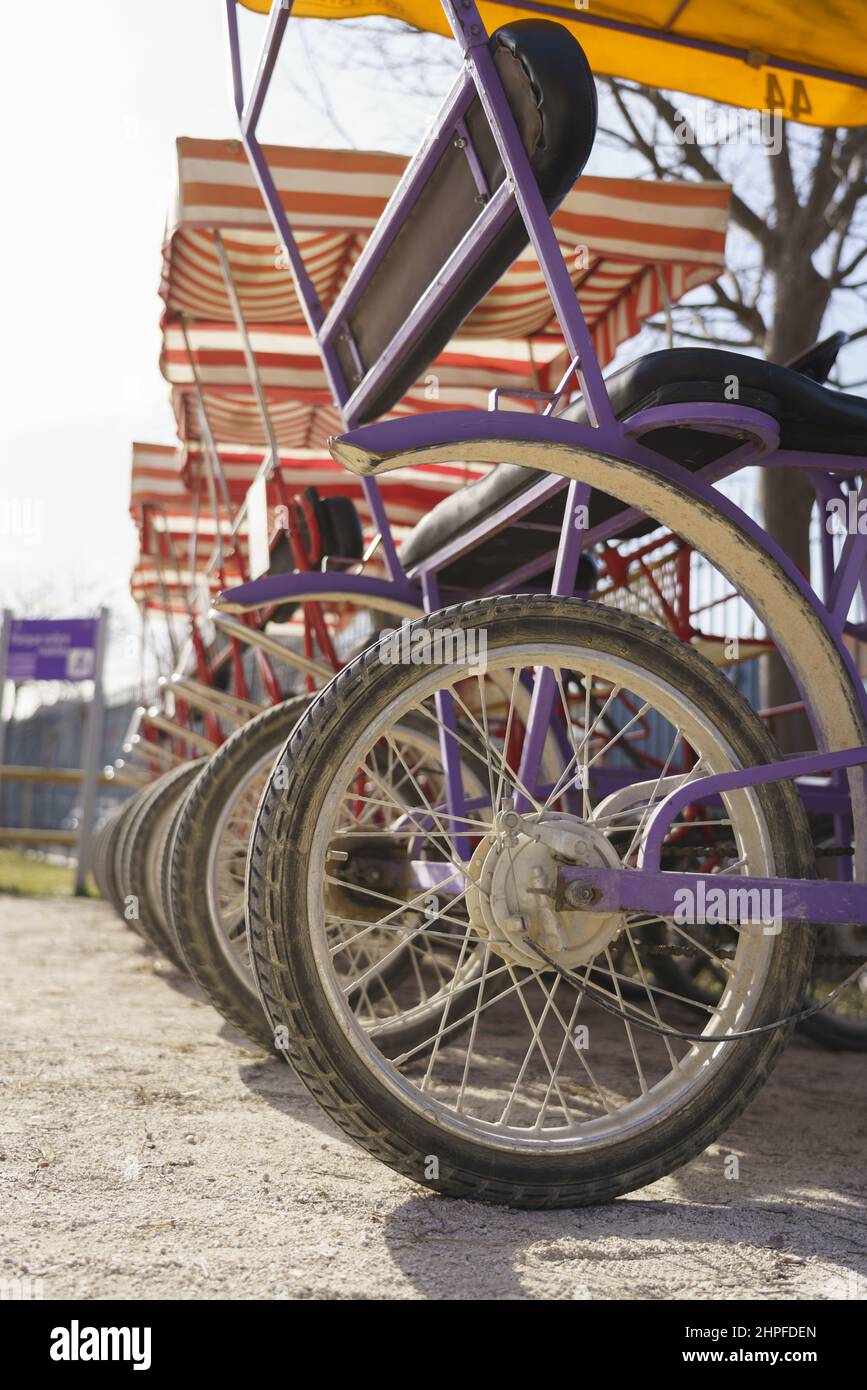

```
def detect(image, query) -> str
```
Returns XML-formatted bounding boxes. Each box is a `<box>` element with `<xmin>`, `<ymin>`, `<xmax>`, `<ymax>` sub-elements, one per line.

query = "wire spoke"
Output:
<box><xmin>303</xmin><ymin>645</ymin><xmax>776</xmax><ymax>1150</ymax></box>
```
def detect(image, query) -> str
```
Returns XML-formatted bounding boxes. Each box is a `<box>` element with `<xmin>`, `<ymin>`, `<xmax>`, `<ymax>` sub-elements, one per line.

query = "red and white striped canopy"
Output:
<box><xmin>161</xmin><ymin>138</ymin><xmax>729</xmax><ymax>450</ymax></box>
<box><xmin>131</xmin><ymin>555</ymin><xmax>247</xmax><ymax>614</ymax></box>
<box><xmin>131</xmin><ymin>441</ymin><xmax>197</xmax><ymax>516</ymax></box>
<box><xmin>130</xmin><ymin>437</ymin><xmax>496</xmax><ymax>611</ymax></box>
<box><xmin>161</xmin><ymin>329</ymin><xmax>544</xmax><ymax>449</ymax></box>
<box><xmin>131</xmin><ymin>527</ymin><xmax>248</xmax><ymax>612</ymax></box>
<box><xmin>131</xmin><ymin>438</ymin><xmax>492</xmax><ymax>564</ymax></box>
<box><xmin>139</xmin><ymin>141</ymin><xmax>729</xmax><ymax>607</ymax></box>
<box><xmin>130</xmin><ymin>443</ymin><xmax>245</xmax><ymax>611</ymax></box>
<box><xmin>130</xmin><ymin>438</ymin><xmax>490</xmax><ymax>610</ymax></box>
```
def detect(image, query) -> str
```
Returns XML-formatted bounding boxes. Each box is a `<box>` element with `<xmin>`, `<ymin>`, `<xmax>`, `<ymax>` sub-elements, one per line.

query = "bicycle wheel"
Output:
<box><xmin>125</xmin><ymin>760</ymin><xmax>203</xmax><ymax>968</ymax></box>
<box><xmin>247</xmin><ymin>596</ymin><xmax>814</xmax><ymax>1208</ymax></box>
<box><xmin>104</xmin><ymin>788</ymin><xmax>149</xmax><ymax>919</ymax></box>
<box><xmin>168</xmin><ymin>697</ymin><xmax>312</xmax><ymax>1046</ymax></box>
<box><xmin>799</xmin><ymin>924</ymin><xmax>867</xmax><ymax>1051</ymax></box>
<box><xmin>171</xmin><ymin>684</ymin><xmax>556</xmax><ymax>1049</ymax></box>
<box><xmin>92</xmin><ymin>808</ymin><xmax>123</xmax><ymax>900</ymax></box>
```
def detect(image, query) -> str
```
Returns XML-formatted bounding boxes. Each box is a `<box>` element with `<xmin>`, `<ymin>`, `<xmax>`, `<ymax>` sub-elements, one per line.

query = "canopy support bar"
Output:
<box><xmin>213</xmin><ymin>231</ymin><xmax>282</xmax><ymax>466</ymax></box>
<box><xmin>498</xmin><ymin>0</ymin><xmax>867</xmax><ymax>92</ymax></box>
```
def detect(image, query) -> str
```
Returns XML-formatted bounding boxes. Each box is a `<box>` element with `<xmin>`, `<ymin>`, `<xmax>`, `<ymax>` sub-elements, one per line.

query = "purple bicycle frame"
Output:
<box><xmin>222</xmin><ymin>0</ymin><xmax>867</xmax><ymax>930</ymax></box>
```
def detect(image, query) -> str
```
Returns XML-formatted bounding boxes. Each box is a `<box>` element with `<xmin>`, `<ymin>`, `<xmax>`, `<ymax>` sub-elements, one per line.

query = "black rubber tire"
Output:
<box><xmin>92</xmin><ymin>812</ymin><xmax>121</xmax><ymax>900</ymax></box>
<box><xmin>169</xmin><ymin>698</ymin><xmax>312</xmax><ymax>1047</ymax></box>
<box><xmin>320</xmin><ymin>495</ymin><xmax>364</xmax><ymax>562</ymax></box>
<box><xmin>125</xmin><ymin>760</ymin><xmax>203</xmax><ymax>968</ymax></box>
<box><xmin>158</xmin><ymin>778</ymin><xmax>197</xmax><ymax>965</ymax></box>
<box><xmin>169</xmin><ymin>692</ymin><xmax>492</xmax><ymax>1050</ymax></box>
<box><xmin>799</xmin><ymin>1010</ymin><xmax>867</xmax><ymax>1051</ymax></box>
<box><xmin>247</xmin><ymin>596</ymin><xmax>815</xmax><ymax>1208</ymax></box>
<box><xmin>104</xmin><ymin>789</ymin><xmax>149</xmax><ymax>919</ymax></box>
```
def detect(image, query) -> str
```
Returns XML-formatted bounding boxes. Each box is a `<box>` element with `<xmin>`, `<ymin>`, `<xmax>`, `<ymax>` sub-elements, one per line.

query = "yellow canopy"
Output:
<box><xmin>239</xmin><ymin>0</ymin><xmax>867</xmax><ymax>127</ymax></box>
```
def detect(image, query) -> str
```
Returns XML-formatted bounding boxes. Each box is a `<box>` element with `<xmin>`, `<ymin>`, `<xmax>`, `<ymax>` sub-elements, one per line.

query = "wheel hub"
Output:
<box><xmin>466</xmin><ymin>810</ymin><xmax>626</xmax><ymax>969</ymax></box>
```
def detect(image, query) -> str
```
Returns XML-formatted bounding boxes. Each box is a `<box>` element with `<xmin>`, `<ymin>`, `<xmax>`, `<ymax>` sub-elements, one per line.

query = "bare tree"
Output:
<box><xmin>599</xmin><ymin>85</ymin><xmax>867</xmax><ymax>744</ymax></box>
<box><xmin>274</xmin><ymin>19</ymin><xmax>458</xmax><ymax>149</ymax></box>
<box><xmin>285</xmin><ymin>23</ymin><xmax>867</xmax><ymax>745</ymax></box>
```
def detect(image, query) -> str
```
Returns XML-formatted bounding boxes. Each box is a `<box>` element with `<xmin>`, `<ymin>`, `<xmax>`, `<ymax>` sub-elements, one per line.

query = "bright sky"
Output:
<box><xmin>3</xmin><ymin>3</ymin><xmax>862</xmax><ymax>702</ymax></box>
<box><xmin>0</xmin><ymin>2</ymin><xmax>458</xmax><ymax>694</ymax></box>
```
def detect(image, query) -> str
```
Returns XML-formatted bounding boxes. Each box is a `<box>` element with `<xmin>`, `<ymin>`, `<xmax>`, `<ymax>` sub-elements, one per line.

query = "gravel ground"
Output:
<box><xmin>1</xmin><ymin>893</ymin><xmax>865</xmax><ymax>1301</ymax></box>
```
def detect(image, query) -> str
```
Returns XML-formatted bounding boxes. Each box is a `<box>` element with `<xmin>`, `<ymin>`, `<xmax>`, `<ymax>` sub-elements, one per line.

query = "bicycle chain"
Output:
<box><xmin>631</xmin><ymin>941</ymin><xmax>865</xmax><ymax>962</ymax></box>
<box><xmin>654</xmin><ymin>841</ymin><xmax>861</xmax><ymax>962</ymax></box>
<box><xmin>661</xmin><ymin>843</ymin><xmax>853</xmax><ymax>860</ymax></box>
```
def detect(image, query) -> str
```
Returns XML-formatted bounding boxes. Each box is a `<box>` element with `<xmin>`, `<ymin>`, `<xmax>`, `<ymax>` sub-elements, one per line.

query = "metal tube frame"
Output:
<box><xmin>220</xmin><ymin>0</ymin><xmax>867</xmax><ymax>927</ymax></box>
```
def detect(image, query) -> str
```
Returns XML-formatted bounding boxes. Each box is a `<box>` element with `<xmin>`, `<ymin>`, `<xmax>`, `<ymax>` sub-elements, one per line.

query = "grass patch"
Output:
<box><xmin>0</xmin><ymin>849</ymin><xmax>96</xmax><ymax>898</ymax></box>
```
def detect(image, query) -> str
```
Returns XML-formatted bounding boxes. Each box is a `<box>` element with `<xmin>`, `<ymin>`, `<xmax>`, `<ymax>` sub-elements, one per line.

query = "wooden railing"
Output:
<box><xmin>0</xmin><ymin>765</ymin><xmax>132</xmax><ymax>849</ymax></box>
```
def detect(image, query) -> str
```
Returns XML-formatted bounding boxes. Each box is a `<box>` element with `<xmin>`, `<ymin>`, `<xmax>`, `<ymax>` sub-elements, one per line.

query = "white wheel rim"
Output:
<box><xmin>304</xmin><ymin>643</ymin><xmax>778</xmax><ymax>1155</ymax></box>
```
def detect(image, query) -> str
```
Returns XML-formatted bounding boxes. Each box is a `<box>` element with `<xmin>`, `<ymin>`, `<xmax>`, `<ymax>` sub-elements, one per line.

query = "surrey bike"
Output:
<box><xmin>221</xmin><ymin>0</ymin><xmax>867</xmax><ymax>1204</ymax></box>
<box><xmin>157</xmin><ymin>119</ymin><xmax>732</xmax><ymax>1035</ymax></box>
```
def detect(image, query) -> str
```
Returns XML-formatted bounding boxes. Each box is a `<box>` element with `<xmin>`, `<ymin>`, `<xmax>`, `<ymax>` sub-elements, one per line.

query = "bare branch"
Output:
<box><xmin>802</xmin><ymin>128</ymin><xmax>840</xmax><ymax>227</ymax></box>
<box><xmin>644</xmin><ymin>322</ymin><xmax>758</xmax><ymax>348</ymax></box>
<box><xmin>606</xmin><ymin>82</ymin><xmax>777</xmax><ymax>257</ymax></box>
<box><xmin>708</xmin><ymin>280</ymin><xmax>766</xmax><ymax>339</ymax></box>
<box><xmin>835</xmin><ymin>241</ymin><xmax>867</xmax><ymax>284</ymax></box>
<box><xmin>607</xmin><ymin>81</ymin><xmax>671</xmax><ymax>180</ymax></box>
<box><xmin>821</xmin><ymin>167</ymin><xmax>867</xmax><ymax>246</ymax></box>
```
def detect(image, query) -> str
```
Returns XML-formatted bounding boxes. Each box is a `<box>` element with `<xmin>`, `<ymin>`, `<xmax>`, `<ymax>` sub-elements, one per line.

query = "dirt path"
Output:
<box><xmin>1</xmin><ymin>894</ymin><xmax>865</xmax><ymax>1301</ymax></box>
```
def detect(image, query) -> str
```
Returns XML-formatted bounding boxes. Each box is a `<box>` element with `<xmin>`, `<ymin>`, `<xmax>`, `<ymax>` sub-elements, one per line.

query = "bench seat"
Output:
<box><xmin>399</xmin><ymin>347</ymin><xmax>867</xmax><ymax>587</ymax></box>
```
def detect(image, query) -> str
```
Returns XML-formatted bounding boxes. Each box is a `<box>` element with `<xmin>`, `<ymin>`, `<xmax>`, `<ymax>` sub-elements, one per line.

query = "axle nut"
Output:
<box><xmin>564</xmin><ymin>882</ymin><xmax>599</xmax><ymax>909</ymax></box>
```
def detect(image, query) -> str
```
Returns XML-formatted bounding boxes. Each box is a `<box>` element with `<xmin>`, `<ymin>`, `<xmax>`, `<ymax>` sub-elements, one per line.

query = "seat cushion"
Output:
<box><xmin>592</xmin><ymin>347</ymin><xmax>867</xmax><ymax>453</ymax></box>
<box><xmin>400</xmin><ymin>347</ymin><xmax>867</xmax><ymax>580</ymax></box>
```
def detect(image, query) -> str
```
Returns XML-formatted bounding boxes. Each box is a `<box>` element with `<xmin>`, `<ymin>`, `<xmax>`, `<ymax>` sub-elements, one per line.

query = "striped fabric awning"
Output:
<box><xmin>139</xmin><ymin>141</ymin><xmax>730</xmax><ymax>607</ymax></box>
<box><xmin>131</xmin><ymin>509</ymin><xmax>248</xmax><ymax>611</ymax></box>
<box><xmin>130</xmin><ymin>441</ymin><xmax>196</xmax><ymax>515</ymax></box>
<box><xmin>132</xmin><ymin>516</ymin><xmax>250</xmax><ymax>611</ymax></box>
<box><xmin>131</xmin><ymin>439</ymin><xmax>493</xmax><ymax>559</ymax></box>
<box><xmin>129</xmin><ymin>439</ymin><xmax>487</xmax><ymax>611</ymax></box>
<box><xmin>130</xmin><ymin>443</ymin><xmax>246</xmax><ymax>612</ymax></box>
<box><xmin>131</xmin><ymin>556</ymin><xmax>246</xmax><ymax>614</ymax></box>
<box><xmin>161</xmin><ymin>139</ymin><xmax>729</xmax><ymax>450</ymax></box>
<box><xmin>130</xmin><ymin>443</ymin><xmax>243</xmax><ymax>560</ymax></box>
<box><xmin>162</xmin><ymin>329</ymin><xmax>544</xmax><ymax>449</ymax></box>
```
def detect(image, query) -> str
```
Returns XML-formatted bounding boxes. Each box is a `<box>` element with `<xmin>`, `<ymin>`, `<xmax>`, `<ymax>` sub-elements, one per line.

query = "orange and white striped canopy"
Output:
<box><xmin>129</xmin><ymin>438</ymin><xmax>490</xmax><ymax>609</ymax></box>
<box><xmin>130</xmin><ymin>443</ymin><xmax>246</xmax><ymax>611</ymax></box>
<box><xmin>131</xmin><ymin>438</ymin><xmax>492</xmax><ymax>564</ymax></box>
<box><xmin>161</xmin><ymin>138</ymin><xmax>729</xmax><ymax>450</ymax></box>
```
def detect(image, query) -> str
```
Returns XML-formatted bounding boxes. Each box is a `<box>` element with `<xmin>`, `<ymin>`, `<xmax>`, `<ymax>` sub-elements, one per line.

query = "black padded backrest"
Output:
<box><xmin>335</xmin><ymin>21</ymin><xmax>597</xmax><ymax>424</ymax></box>
<box><xmin>785</xmin><ymin>331</ymin><xmax>848</xmax><ymax>384</ymax></box>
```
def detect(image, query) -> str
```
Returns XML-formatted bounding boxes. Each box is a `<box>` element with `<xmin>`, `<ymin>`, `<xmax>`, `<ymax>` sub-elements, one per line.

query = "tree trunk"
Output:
<box><xmin>759</xmin><ymin>256</ymin><xmax>830</xmax><ymax>751</ymax></box>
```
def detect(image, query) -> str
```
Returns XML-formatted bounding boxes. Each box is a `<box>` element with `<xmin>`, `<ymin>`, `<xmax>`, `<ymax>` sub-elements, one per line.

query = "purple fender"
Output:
<box><xmin>215</xmin><ymin>569</ymin><xmax>422</xmax><ymax>620</ymax></box>
<box><xmin>332</xmin><ymin>408</ymin><xmax>867</xmax><ymax>879</ymax></box>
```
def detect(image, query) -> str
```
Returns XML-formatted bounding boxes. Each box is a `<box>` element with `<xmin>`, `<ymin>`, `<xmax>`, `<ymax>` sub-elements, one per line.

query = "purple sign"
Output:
<box><xmin>7</xmin><ymin>618</ymin><xmax>99</xmax><ymax>682</ymax></box>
